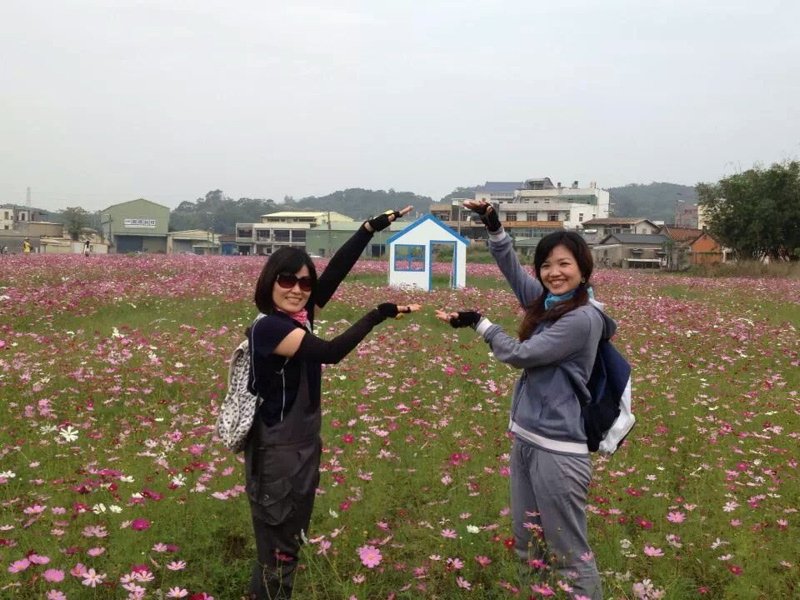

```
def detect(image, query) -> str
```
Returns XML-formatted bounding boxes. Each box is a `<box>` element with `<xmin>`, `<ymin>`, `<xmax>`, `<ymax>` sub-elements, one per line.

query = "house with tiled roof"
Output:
<box><xmin>592</xmin><ymin>232</ymin><xmax>668</xmax><ymax>269</ymax></box>
<box><xmin>581</xmin><ymin>218</ymin><xmax>660</xmax><ymax>237</ymax></box>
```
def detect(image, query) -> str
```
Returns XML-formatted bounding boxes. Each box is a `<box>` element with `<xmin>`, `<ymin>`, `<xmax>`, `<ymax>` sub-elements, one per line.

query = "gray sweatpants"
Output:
<box><xmin>511</xmin><ymin>437</ymin><xmax>602</xmax><ymax>599</ymax></box>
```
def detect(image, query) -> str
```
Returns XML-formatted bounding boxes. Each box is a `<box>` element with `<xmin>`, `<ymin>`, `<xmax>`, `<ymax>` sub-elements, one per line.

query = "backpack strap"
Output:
<box><xmin>249</xmin><ymin>314</ymin><xmax>267</xmax><ymax>402</ymax></box>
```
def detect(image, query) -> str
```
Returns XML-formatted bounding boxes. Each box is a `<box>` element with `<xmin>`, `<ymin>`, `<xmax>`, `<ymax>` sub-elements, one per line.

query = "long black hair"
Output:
<box><xmin>253</xmin><ymin>247</ymin><xmax>318</xmax><ymax>315</ymax></box>
<box><xmin>518</xmin><ymin>231</ymin><xmax>594</xmax><ymax>340</ymax></box>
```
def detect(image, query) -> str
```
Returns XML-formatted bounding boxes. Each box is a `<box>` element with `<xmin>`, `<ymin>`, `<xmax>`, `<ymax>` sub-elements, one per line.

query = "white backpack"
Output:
<box><xmin>215</xmin><ymin>317</ymin><xmax>263</xmax><ymax>452</ymax></box>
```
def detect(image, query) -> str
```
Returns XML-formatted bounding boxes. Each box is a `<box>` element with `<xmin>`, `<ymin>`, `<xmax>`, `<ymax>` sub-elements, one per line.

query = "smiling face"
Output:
<box><xmin>272</xmin><ymin>265</ymin><xmax>312</xmax><ymax>313</ymax></box>
<box><xmin>539</xmin><ymin>244</ymin><xmax>583</xmax><ymax>295</ymax></box>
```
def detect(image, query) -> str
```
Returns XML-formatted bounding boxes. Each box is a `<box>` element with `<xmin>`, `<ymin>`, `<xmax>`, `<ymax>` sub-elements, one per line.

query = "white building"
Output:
<box><xmin>474</xmin><ymin>178</ymin><xmax>610</xmax><ymax>230</ymax></box>
<box><xmin>235</xmin><ymin>211</ymin><xmax>354</xmax><ymax>255</ymax></box>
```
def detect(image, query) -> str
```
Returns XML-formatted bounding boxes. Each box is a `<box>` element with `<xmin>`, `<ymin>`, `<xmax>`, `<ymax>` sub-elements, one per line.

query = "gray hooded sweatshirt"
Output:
<box><xmin>475</xmin><ymin>230</ymin><xmax>617</xmax><ymax>455</ymax></box>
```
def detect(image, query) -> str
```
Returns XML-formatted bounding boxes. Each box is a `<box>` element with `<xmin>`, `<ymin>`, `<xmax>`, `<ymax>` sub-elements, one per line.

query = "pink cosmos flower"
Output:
<box><xmin>456</xmin><ymin>576</ymin><xmax>471</xmax><ymax>590</ymax></box>
<box><xmin>531</xmin><ymin>583</ymin><xmax>555</xmax><ymax>596</ymax></box>
<box><xmin>87</xmin><ymin>546</ymin><xmax>105</xmax><ymax>557</ymax></box>
<box><xmin>81</xmin><ymin>567</ymin><xmax>106</xmax><ymax>587</ymax></box>
<box><xmin>316</xmin><ymin>540</ymin><xmax>332</xmax><ymax>556</ymax></box>
<box><xmin>475</xmin><ymin>555</ymin><xmax>492</xmax><ymax>567</ymax></box>
<box><xmin>167</xmin><ymin>588</ymin><xmax>189</xmax><ymax>598</ymax></box>
<box><xmin>643</xmin><ymin>545</ymin><xmax>664</xmax><ymax>557</ymax></box>
<box><xmin>357</xmin><ymin>545</ymin><xmax>382</xmax><ymax>568</ymax></box>
<box><xmin>440</xmin><ymin>528</ymin><xmax>457</xmax><ymax>539</ymax></box>
<box><xmin>29</xmin><ymin>553</ymin><xmax>50</xmax><ymax>565</ymax></box>
<box><xmin>167</xmin><ymin>560</ymin><xmax>187</xmax><ymax>571</ymax></box>
<box><xmin>46</xmin><ymin>591</ymin><xmax>67</xmax><ymax>600</ymax></box>
<box><xmin>43</xmin><ymin>568</ymin><xmax>65</xmax><ymax>582</ymax></box>
<box><xmin>667</xmin><ymin>511</ymin><xmax>686</xmax><ymax>523</ymax></box>
<box><xmin>8</xmin><ymin>558</ymin><xmax>30</xmax><ymax>573</ymax></box>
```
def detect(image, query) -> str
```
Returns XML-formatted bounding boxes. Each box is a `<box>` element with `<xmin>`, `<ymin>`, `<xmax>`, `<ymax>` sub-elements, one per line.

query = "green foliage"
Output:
<box><xmin>285</xmin><ymin>188</ymin><xmax>433</xmax><ymax>221</ymax></box>
<box><xmin>169</xmin><ymin>190</ymin><xmax>278</xmax><ymax>234</ymax></box>
<box><xmin>608</xmin><ymin>182</ymin><xmax>698</xmax><ymax>221</ymax></box>
<box><xmin>441</xmin><ymin>186</ymin><xmax>481</xmax><ymax>203</ymax></box>
<box><xmin>697</xmin><ymin>161</ymin><xmax>800</xmax><ymax>260</ymax></box>
<box><xmin>169</xmin><ymin>189</ymin><xmax>433</xmax><ymax>234</ymax></box>
<box><xmin>59</xmin><ymin>206</ymin><xmax>91</xmax><ymax>240</ymax></box>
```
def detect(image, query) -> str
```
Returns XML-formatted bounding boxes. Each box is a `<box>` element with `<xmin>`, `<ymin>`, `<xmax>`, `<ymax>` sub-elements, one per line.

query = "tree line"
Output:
<box><xmin>46</xmin><ymin>166</ymin><xmax>799</xmax><ymax>261</ymax></box>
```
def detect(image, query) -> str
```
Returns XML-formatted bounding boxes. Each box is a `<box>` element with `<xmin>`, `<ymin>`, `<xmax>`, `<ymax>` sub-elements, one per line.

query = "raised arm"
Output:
<box><xmin>314</xmin><ymin>206</ymin><xmax>413</xmax><ymax>311</ymax></box>
<box><xmin>463</xmin><ymin>200</ymin><xmax>542</xmax><ymax>306</ymax></box>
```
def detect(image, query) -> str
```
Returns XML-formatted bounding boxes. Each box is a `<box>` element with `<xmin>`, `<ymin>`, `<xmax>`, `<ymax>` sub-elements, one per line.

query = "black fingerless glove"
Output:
<box><xmin>471</xmin><ymin>204</ymin><xmax>502</xmax><ymax>233</ymax></box>
<box><xmin>366</xmin><ymin>210</ymin><xmax>402</xmax><ymax>232</ymax></box>
<box><xmin>449</xmin><ymin>311</ymin><xmax>482</xmax><ymax>329</ymax></box>
<box><xmin>377</xmin><ymin>303</ymin><xmax>400</xmax><ymax>319</ymax></box>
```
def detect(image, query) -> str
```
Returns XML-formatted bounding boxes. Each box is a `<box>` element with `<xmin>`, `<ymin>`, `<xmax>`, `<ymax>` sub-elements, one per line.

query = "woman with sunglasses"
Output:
<box><xmin>244</xmin><ymin>206</ymin><xmax>419</xmax><ymax>600</ymax></box>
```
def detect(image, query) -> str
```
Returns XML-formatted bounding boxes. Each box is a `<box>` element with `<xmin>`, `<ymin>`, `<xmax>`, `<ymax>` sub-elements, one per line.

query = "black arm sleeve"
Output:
<box><xmin>294</xmin><ymin>309</ymin><xmax>386</xmax><ymax>364</ymax></box>
<box><xmin>314</xmin><ymin>226</ymin><xmax>373</xmax><ymax>308</ymax></box>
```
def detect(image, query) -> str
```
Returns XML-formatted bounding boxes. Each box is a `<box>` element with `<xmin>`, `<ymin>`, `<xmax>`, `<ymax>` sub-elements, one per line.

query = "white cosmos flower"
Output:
<box><xmin>58</xmin><ymin>426</ymin><xmax>79</xmax><ymax>443</ymax></box>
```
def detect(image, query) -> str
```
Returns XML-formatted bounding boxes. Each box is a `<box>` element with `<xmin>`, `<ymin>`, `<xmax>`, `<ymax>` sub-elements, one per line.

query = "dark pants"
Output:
<box><xmin>246</xmin><ymin>438</ymin><xmax>321</xmax><ymax>600</ymax></box>
<box><xmin>249</xmin><ymin>490</ymin><xmax>316</xmax><ymax>599</ymax></box>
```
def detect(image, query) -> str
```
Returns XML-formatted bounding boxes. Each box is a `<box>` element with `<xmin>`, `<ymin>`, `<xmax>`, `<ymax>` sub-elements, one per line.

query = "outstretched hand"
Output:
<box><xmin>364</xmin><ymin>205</ymin><xmax>414</xmax><ymax>232</ymax></box>
<box><xmin>462</xmin><ymin>200</ymin><xmax>501</xmax><ymax>232</ymax></box>
<box><xmin>378</xmin><ymin>303</ymin><xmax>422</xmax><ymax>319</ymax></box>
<box><xmin>435</xmin><ymin>309</ymin><xmax>482</xmax><ymax>329</ymax></box>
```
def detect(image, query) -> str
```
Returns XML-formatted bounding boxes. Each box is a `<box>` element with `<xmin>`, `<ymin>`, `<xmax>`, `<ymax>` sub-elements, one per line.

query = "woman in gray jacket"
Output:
<box><xmin>437</xmin><ymin>201</ymin><xmax>613</xmax><ymax>600</ymax></box>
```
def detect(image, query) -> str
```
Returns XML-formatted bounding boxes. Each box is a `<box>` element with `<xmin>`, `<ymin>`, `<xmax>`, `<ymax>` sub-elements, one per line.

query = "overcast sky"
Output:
<box><xmin>2</xmin><ymin>0</ymin><xmax>798</xmax><ymax>212</ymax></box>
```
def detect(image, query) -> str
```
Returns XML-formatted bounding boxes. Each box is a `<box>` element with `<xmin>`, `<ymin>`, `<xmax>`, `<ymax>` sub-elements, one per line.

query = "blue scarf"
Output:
<box><xmin>544</xmin><ymin>286</ymin><xmax>594</xmax><ymax>310</ymax></box>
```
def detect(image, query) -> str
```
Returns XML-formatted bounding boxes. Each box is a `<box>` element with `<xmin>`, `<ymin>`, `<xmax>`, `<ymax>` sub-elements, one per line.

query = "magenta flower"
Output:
<box><xmin>357</xmin><ymin>545</ymin><xmax>382</xmax><ymax>568</ymax></box>
<box><xmin>130</xmin><ymin>518</ymin><xmax>151</xmax><ymax>531</ymax></box>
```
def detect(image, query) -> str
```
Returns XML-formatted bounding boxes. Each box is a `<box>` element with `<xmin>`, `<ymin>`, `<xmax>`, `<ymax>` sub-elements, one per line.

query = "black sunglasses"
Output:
<box><xmin>276</xmin><ymin>273</ymin><xmax>314</xmax><ymax>292</ymax></box>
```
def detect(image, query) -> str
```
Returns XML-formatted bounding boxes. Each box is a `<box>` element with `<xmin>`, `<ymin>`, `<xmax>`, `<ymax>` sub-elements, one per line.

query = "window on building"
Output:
<box><xmin>237</xmin><ymin>228</ymin><xmax>253</xmax><ymax>238</ymax></box>
<box><xmin>526</xmin><ymin>212</ymin><xmax>537</xmax><ymax>221</ymax></box>
<box><xmin>548</xmin><ymin>212</ymin><xmax>559</xmax><ymax>222</ymax></box>
<box><xmin>256</xmin><ymin>230</ymin><xmax>270</xmax><ymax>240</ymax></box>
<box><xmin>394</xmin><ymin>244</ymin><xmax>426</xmax><ymax>272</ymax></box>
<box><xmin>506</xmin><ymin>213</ymin><xmax>517</xmax><ymax>222</ymax></box>
<box><xmin>274</xmin><ymin>230</ymin><xmax>290</xmax><ymax>242</ymax></box>
<box><xmin>291</xmin><ymin>230</ymin><xmax>306</xmax><ymax>242</ymax></box>
<box><xmin>579</xmin><ymin>213</ymin><xmax>584</xmax><ymax>222</ymax></box>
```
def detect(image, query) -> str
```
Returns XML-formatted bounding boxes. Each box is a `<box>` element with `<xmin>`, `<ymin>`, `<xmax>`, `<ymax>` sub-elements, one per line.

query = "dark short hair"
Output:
<box><xmin>533</xmin><ymin>231</ymin><xmax>593</xmax><ymax>284</ymax></box>
<box><xmin>253</xmin><ymin>247</ymin><xmax>318</xmax><ymax>315</ymax></box>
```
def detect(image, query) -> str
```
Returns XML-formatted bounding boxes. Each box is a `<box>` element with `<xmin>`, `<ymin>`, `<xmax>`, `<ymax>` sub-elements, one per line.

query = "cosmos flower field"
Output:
<box><xmin>1</xmin><ymin>254</ymin><xmax>798</xmax><ymax>599</ymax></box>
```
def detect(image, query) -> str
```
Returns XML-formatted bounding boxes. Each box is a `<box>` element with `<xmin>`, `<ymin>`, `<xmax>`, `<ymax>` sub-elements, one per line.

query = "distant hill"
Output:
<box><xmin>608</xmin><ymin>182</ymin><xmax>698</xmax><ymax>222</ymax></box>
<box><xmin>284</xmin><ymin>188</ymin><xmax>433</xmax><ymax>220</ymax></box>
